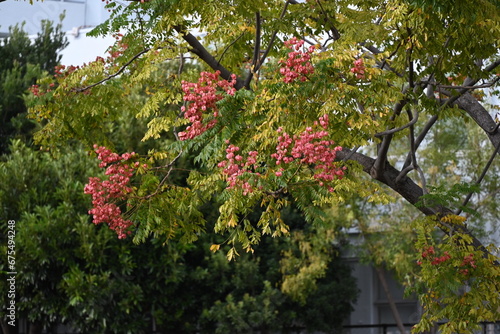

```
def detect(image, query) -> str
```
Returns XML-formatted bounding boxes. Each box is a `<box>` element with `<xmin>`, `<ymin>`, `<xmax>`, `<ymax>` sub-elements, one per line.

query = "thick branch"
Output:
<box><xmin>371</xmin><ymin>98</ymin><xmax>407</xmax><ymax>179</ymax></box>
<box><xmin>174</xmin><ymin>26</ymin><xmax>246</xmax><ymax>90</ymax></box>
<box><xmin>430</xmin><ymin>58</ymin><xmax>500</xmax><ymax>151</ymax></box>
<box><xmin>340</xmin><ymin>148</ymin><xmax>429</xmax><ymax>212</ymax></box>
<box><xmin>337</xmin><ymin>148</ymin><xmax>494</xmax><ymax>261</ymax></box>
<box><xmin>452</xmin><ymin>93</ymin><xmax>500</xmax><ymax>150</ymax></box>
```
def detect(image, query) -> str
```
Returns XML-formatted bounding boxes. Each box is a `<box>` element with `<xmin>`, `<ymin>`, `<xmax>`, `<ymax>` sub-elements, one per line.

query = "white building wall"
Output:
<box><xmin>61</xmin><ymin>27</ymin><xmax>115</xmax><ymax>66</ymax></box>
<box><xmin>1</xmin><ymin>0</ymin><xmax>114</xmax><ymax>66</ymax></box>
<box><xmin>0</xmin><ymin>0</ymin><xmax>110</xmax><ymax>35</ymax></box>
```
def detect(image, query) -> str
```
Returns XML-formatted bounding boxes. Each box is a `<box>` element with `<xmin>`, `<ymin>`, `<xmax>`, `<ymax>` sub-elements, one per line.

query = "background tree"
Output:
<box><xmin>0</xmin><ymin>19</ymin><xmax>67</xmax><ymax>154</ymax></box>
<box><xmin>27</xmin><ymin>0</ymin><xmax>500</xmax><ymax>332</ymax></box>
<box><xmin>0</xmin><ymin>134</ymin><xmax>357</xmax><ymax>334</ymax></box>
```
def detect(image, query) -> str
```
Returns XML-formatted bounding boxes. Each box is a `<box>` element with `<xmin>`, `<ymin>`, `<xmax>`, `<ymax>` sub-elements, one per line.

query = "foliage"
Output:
<box><xmin>411</xmin><ymin>214</ymin><xmax>500</xmax><ymax>333</ymax></box>
<box><xmin>0</xmin><ymin>19</ymin><xmax>67</xmax><ymax>154</ymax></box>
<box><xmin>26</xmin><ymin>0</ymin><xmax>500</xmax><ymax>332</ymax></box>
<box><xmin>0</xmin><ymin>140</ymin><xmax>145</xmax><ymax>332</ymax></box>
<box><xmin>0</xmin><ymin>20</ymin><xmax>357</xmax><ymax>332</ymax></box>
<box><xmin>0</xmin><ymin>138</ymin><xmax>357</xmax><ymax>333</ymax></box>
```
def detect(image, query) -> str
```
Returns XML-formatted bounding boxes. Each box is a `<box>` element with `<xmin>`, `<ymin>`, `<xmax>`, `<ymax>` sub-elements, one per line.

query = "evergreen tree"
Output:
<box><xmin>0</xmin><ymin>19</ymin><xmax>67</xmax><ymax>154</ymax></box>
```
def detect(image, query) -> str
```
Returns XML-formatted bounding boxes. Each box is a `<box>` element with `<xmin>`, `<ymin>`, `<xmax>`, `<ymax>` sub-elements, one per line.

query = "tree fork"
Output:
<box><xmin>337</xmin><ymin>148</ymin><xmax>497</xmax><ymax>263</ymax></box>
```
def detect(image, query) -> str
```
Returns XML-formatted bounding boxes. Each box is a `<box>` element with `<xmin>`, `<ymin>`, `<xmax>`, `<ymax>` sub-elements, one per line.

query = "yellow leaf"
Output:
<box><xmin>228</xmin><ymin>215</ymin><xmax>238</xmax><ymax>227</ymax></box>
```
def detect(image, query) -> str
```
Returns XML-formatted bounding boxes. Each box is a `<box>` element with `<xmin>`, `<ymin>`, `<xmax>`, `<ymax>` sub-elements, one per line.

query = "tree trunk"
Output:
<box><xmin>375</xmin><ymin>266</ymin><xmax>407</xmax><ymax>334</ymax></box>
<box><xmin>29</xmin><ymin>321</ymin><xmax>43</xmax><ymax>334</ymax></box>
<box><xmin>0</xmin><ymin>318</ymin><xmax>17</xmax><ymax>334</ymax></box>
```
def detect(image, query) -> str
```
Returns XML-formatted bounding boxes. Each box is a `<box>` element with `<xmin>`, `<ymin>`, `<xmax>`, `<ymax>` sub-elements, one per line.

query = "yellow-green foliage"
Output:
<box><xmin>27</xmin><ymin>0</ymin><xmax>500</xmax><ymax>331</ymax></box>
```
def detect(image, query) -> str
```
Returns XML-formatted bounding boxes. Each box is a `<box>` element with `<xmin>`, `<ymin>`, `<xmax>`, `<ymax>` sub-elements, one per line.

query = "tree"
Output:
<box><xmin>27</xmin><ymin>0</ymin><xmax>500</xmax><ymax>332</ymax></box>
<box><xmin>0</xmin><ymin>140</ymin><xmax>155</xmax><ymax>334</ymax></box>
<box><xmin>0</xmin><ymin>19</ymin><xmax>68</xmax><ymax>154</ymax></box>
<box><xmin>0</xmin><ymin>20</ymin><xmax>356</xmax><ymax>332</ymax></box>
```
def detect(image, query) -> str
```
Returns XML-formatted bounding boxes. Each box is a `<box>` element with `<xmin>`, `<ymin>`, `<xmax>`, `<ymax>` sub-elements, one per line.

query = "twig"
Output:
<box><xmin>257</xmin><ymin>0</ymin><xmax>291</xmax><ymax>72</ymax></box>
<box><xmin>407</xmin><ymin>27</ymin><xmax>414</xmax><ymax>89</ymax></box>
<box><xmin>73</xmin><ymin>48</ymin><xmax>151</xmax><ymax>92</ymax></box>
<box><xmin>217</xmin><ymin>32</ymin><xmax>245</xmax><ymax>64</ymax></box>
<box><xmin>363</xmin><ymin>43</ymin><xmax>403</xmax><ymax>77</ymax></box>
<box><xmin>144</xmin><ymin>150</ymin><xmax>184</xmax><ymax>200</ymax></box>
<box><xmin>402</xmin><ymin>115</ymin><xmax>438</xmax><ymax>170</ymax></box>
<box><xmin>439</xmin><ymin>61</ymin><xmax>500</xmax><ymax>109</ymax></box>
<box><xmin>374</xmin><ymin>109</ymin><xmax>419</xmax><ymax>137</ymax></box>
<box><xmin>419</xmin><ymin>78</ymin><xmax>500</xmax><ymax>90</ymax></box>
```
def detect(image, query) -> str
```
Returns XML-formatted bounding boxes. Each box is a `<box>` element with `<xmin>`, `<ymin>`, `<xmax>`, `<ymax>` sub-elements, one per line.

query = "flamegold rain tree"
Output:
<box><xmin>27</xmin><ymin>0</ymin><xmax>500</xmax><ymax>332</ymax></box>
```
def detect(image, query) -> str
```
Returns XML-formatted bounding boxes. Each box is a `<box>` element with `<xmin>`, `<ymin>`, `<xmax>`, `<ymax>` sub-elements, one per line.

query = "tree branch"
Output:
<box><xmin>337</xmin><ymin>148</ymin><xmax>495</xmax><ymax>262</ymax></box>
<box><xmin>315</xmin><ymin>0</ymin><xmax>341</xmax><ymax>41</ymax></box>
<box><xmin>243</xmin><ymin>11</ymin><xmax>262</xmax><ymax>89</ymax></box>
<box><xmin>402</xmin><ymin>115</ymin><xmax>438</xmax><ymax>170</ymax></box>
<box><xmin>419</xmin><ymin>78</ymin><xmax>500</xmax><ymax>90</ymax></box>
<box><xmin>438</xmin><ymin>58</ymin><xmax>500</xmax><ymax>109</ymax></box>
<box><xmin>178</xmin><ymin>49</ymin><xmax>185</xmax><ymax>76</ymax></box>
<box><xmin>174</xmin><ymin>26</ymin><xmax>246</xmax><ymax>90</ymax></box>
<box><xmin>73</xmin><ymin>48</ymin><xmax>151</xmax><ymax>92</ymax></box>
<box><xmin>257</xmin><ymin>0</ymin><xmax>292</xmax><ymax>72</ymax></box>
<box><xmin>374</xmin><ymin>109</ymin><xmax>419</xmax><ymax>138</ymax></box>
<box><xmin>452</xmin><ymin>93</ymin><xmax>500</xmax><ymax>150</ymax></box>
<box><xmin>217</xmin><ymin>32</ymin><xmax>245</xmax><ymax>64</ymax></box>
<box><xmin>396</xmin><ymin>109</ymin><xmax>427</xmax><ymax>194</ymax></box>
<box><xmin>371</xmin><ymin>98</ymin><xmax>407</xmax><ymax>180</ymax></box>
<box><xmin>362</xmin><ymin>43</ymin><xmax>403</xmax><ymax>77</ymax></box>
<box><xmin>375</xmin><ymin>267</ymin><xmax>407</xmax><ymax>334</ymax></box>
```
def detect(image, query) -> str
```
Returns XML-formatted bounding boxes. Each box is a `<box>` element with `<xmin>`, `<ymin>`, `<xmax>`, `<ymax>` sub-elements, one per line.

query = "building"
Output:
<box><xmin>343</xmin><ymin>232</ymin><xmax>420</xmax><ymax>334</ymax></box>
<box><xmin>0</xmin><ymin>0</ymin><xmax>109</xmax><ymax>36</ymax></box>
<box><xmin>0</xmin><ymin>0</ymin><xmax>113</xmax><ymax>65</ymax></box>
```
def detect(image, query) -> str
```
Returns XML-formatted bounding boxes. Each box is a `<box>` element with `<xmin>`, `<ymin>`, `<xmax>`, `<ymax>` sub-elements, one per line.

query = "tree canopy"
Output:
<box><xmin>0</xmin><ymin>19</ymin><xmax>67</xmax><ymax>154</ymax></box>
<box><xmin>27</xmin><ymin>0</ymin><xmax>500</xmax><ymax>332</ymax></box>
<box><xmin>0</xmin><ymin>18</ymin><xmax>357</xmax><ymax>334</ymax></box>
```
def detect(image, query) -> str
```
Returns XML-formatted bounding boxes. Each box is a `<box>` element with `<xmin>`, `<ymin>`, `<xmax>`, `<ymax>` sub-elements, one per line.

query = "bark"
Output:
<box><xmin>453</xmin><ymin>92</ymin><xmax>500</xmax><ymax>149</ymax></box>
<box><xmin>375</xmin><ymin>266</ymin><xmax>407</xmax><ymax>334</ymax></box>
<box><xmin>174</xmin><ymin>26</ymin><xmax>246</xmax><ymax>90</ymax></box>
